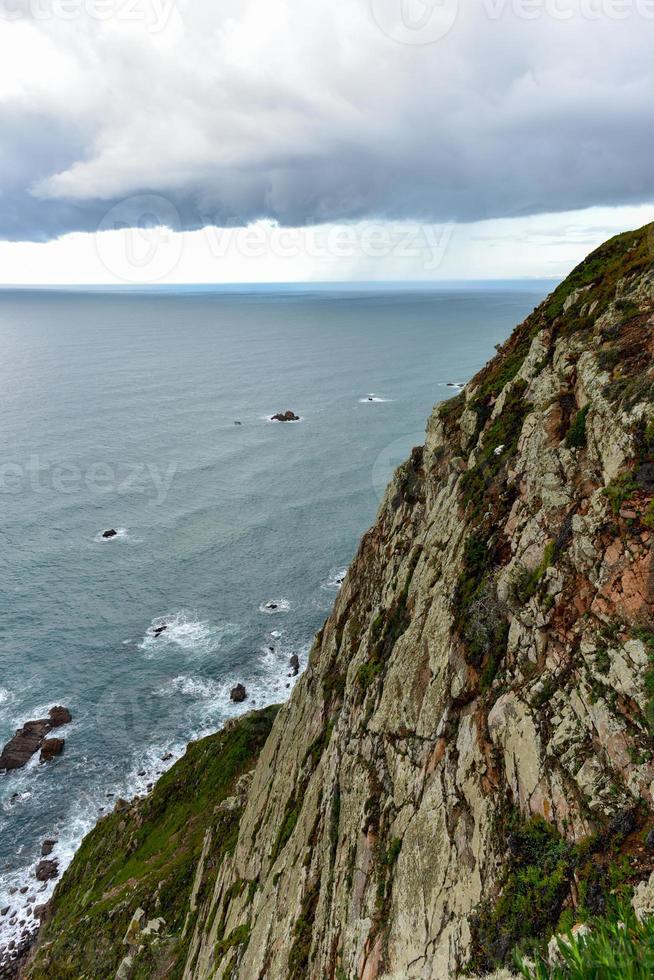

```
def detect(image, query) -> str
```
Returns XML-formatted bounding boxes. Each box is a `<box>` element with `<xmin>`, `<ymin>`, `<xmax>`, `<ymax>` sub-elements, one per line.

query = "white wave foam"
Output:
<box><xmin>138</xmin><ymin>611</ymin><xmax>239</xmax><ymax>657</ymax></box>
<box><xmin>322</xmin><ymin>566</ymin><xmax>347</xmax><ymax>591</ymax></box>
<box><xmin>359</xmin><ymin>393</ymin><xmax>392</xmax><ymax>403</ymax></box>
<box><xmin>94</xmin><ymin>526</ymin><xmax>130</xmax><ymax>543</ymax></box>
<box><xmin>157</xmin><ymin>675</ymin><xmax>222</xmax><ymax>699</ymax></box>
<box><xmin>258</xmin><ymin>598</ymin><xmax>290</xmax><ymax>614</ymax></box>
<box><xmin>0</xmin><ymin>628</ymin><xmax>306</xmax><ymax>966</ymax></box>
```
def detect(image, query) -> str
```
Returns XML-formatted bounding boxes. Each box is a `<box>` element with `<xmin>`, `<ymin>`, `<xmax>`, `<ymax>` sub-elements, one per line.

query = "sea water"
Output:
<box><xmin>0</xmin><ymin>282</ymin><xmax>551</xmax><ymax>954</ymax></box>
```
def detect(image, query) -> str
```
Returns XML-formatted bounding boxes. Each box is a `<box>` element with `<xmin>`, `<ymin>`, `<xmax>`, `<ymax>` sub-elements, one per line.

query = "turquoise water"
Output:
<box><xmin>0</xmin><ymin>283</ymin><xmax>549</xmax><ymax>955</ymax></box>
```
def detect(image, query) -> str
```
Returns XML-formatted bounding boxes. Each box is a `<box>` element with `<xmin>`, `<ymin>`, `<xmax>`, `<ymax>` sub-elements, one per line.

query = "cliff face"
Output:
<box><xmin>28</xmin><ymin>225</ymin><xmax>654</xmax><ymax>979</ymax></box>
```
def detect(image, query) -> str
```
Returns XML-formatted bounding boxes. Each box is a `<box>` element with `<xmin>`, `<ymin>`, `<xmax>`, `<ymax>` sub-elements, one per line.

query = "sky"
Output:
<box><xmin>1</xmin><ymin>0</ymin><xmax>653</xmax><ymax>283</ymax></box>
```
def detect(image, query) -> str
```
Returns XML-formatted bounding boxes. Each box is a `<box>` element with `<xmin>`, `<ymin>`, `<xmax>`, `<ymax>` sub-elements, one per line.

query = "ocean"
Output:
<box><xmin>0</xmin><ymin>282</ymin><xmax>551</xmax><ymax>955</ymax></box>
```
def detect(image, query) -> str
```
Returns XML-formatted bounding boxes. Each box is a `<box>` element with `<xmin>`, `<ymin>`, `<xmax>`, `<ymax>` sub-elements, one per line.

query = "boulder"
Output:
<box><xmin>290</xmin><ymin>654</ymin><xmax>300</xmax><ymax>677</ymax></box>
<box><xmin>0</xmin><ymin>720</ymin><xmax>50</xmax><ymax>772</ymax></box>
<box><xmin>35</xmin><ymin>859</ymin><xmax>59</xmax><ymax>882</ymax></box>
<box><xmin>48</xmin><ymin>706</ymin><xmax>72</xmax><ymax>728</ymax></box>
<box><xmin>102</xmin><ymin>529</ymin><xmax>117</xmax><ymax>538</ymax></box>
<box><xmin>271</xmin><ymin>410</ymin><xmax>300</xmax><ymax>422</ymax></box>
<box><xmin>41</xmin><ymin>840</ymin><xmax>56</xmax><ymax>857</ymax></box>
<box><xmin>230</xmin><ymin>684</ymin><xmax>247</xmax><ymax>703</ymax></box>
<box><xmin>40</xmin><ymin>738</ymin><xmax>65</xmax><ymax>763</ymax></box>
<box><xmin>0</xmin><ymin>709</ymin><xmax>72</xmax><ymax>771</ymax></box>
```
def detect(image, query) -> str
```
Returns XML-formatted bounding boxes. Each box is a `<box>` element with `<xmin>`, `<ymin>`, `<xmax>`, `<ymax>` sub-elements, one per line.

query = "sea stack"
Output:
<box><xmin>271</xmin><ymin>410</ymin><xmax>300</xmax><ymax>422</ymax></box>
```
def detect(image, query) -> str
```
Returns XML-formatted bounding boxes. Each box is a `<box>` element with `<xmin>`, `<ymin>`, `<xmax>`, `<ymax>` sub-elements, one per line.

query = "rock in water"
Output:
<box><xmin>40</xmin><ymin>840</ymin><xmax>56</xmax><ymax>857</ymax></box>
<box><xmin>40</xmin><ymin>738</ymin><xmax>65</xmax><ymax>763</ymax></box>
<box><xmin>0</xmin><ymin>721</ymin><xmax>50</xmax><ymax>771</ymax></box>
<box><xmin>34</xmin><ymin>860</ymin><xmax>59</xmax><ymax>883</ymax></box>
<box><xmin>102</xmin><ymin>528</ymin><xmax>118</xmax><ymax>538</ymax></box>
<box><xmin>271</xmin><ymin>410</ymin><xmax>300</xmax><ymax>422</ymax></box>
<box><xmin>0</xmin><ymin>707</ymin><xmax>72</xmax><ymax>771</ymax></box>
<box><xmin>152</xmin><ymin>624</ymin><xmax>168</xmax><ymax>637</ymax></box>
<box><xmin>289</xmin><ymin>654</ymin><xmax>300</xmax><ymax>676</ymax></box>
<box><xmin>48</xmin><ymin>706</ymin><xmax>72</xmax><ymax>727</ymax></box>
<box><xmin>230</xmin><ymin>683</ymin><xmax>247</xmax><ymax>703</ymax></box>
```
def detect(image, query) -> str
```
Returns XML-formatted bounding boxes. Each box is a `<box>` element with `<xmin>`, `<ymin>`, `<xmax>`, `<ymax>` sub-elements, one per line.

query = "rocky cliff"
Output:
<box><xmin>25</xmin><ymin>224</ymin><xmax>654</xmax><ymax>979</ymax></box>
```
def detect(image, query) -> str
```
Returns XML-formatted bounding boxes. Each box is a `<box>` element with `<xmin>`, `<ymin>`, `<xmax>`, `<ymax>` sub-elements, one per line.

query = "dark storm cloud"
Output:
<box><xmin>1</xmin><ymin>0</ymin><xmax>654</xmax><ymax>240</ymax></box>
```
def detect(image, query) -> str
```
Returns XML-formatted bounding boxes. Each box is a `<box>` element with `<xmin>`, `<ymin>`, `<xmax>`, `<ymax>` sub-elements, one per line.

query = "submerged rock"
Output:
<box><xmin>101</xmin><ymin>529</ymin><xmax>117</xmax><ymax>539</ymax></box>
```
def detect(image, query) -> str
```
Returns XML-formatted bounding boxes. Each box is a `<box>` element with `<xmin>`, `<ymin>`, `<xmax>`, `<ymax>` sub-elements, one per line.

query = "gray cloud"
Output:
<box><xmin>1</xmin><ymin>0</ymin><xmax>654</xmax><ymax>240</ymax></box>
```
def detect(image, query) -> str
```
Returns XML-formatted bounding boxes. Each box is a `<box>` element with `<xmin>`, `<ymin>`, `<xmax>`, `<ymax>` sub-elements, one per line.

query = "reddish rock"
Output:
<box><xmin>40</xmin><ymin>739</ymin><xmax>65</xmax><ymax>763</ymax></box>
<box><xmin>48</xmin><ymin>706</ymin><xmax>72</xmax><ymax>728</ymax></box>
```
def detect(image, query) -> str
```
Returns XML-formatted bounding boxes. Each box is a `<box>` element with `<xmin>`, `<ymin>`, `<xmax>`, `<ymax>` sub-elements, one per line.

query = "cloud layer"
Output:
<box><xmin>1</xmin><ymin>0</ymin><xmax>654</xmax><ymax>240</ymax></box>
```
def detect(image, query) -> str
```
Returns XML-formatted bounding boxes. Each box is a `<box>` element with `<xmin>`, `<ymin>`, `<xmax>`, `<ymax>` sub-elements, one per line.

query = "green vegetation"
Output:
<box><xmin>355</xmin><ymin>548</ymin><xmax>421</xmax><ymax>699</ymax></box>
<box><xmin>604</xmin><ymin>471</ymin><xmax>640</xmax><ymax>515</ymax></box>
<box><xmin>214</xmin><ymin>923</ymin><xmax>251</xmax><ymax>965</ymax></box>
<box><xmin>460</xmin><ymin>379</ymin><xmax>529</xmax><ymax>524</ymax></box>
<box><xmin>517</xmin><ymin>904</ymin><xmax>654</xmax><ymax>979</ymax></box>
<box><xmin>543</xmin><ymin>224</ymin><xmax>653</xmax><ymax>326</ymax></box>
<box><xmin>470</xmin><ymin>816</ymin><xmax>576</xmax><ymax>972</ymax></box>
<box><xmin>29</xmin><ymin>705</ymin><xmax>279</xmax><ymax>980</ymax></box>
<box><xmin>633</xmin><ymin>628</ymin><xmax>654</xmax><ymax>732</ymax></box>
<box><xmin>565</xmin><ymin>405</ymin><xmax>590</xmax><ymax>449</ymax></box>
<box><xmin>287</xmin><ymin>876</ymin><xmax>320</xmax><ymax>979</ymax></box>
<box><xmin>512</xmin><ymin>541</ymin><xmax>556</xmax><ymax>606</ymax></box>
<box><xmin>470</xmin><ymin>805</ymin><xmax>650</xmax><ymax>974</ymax></box>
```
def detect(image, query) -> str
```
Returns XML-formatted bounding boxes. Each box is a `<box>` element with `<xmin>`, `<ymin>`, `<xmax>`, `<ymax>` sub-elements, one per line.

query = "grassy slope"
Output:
<box><xmin>27</xmin><ymin>705</ymin><xmax>279</xmax><ymax>979</ymax></box>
